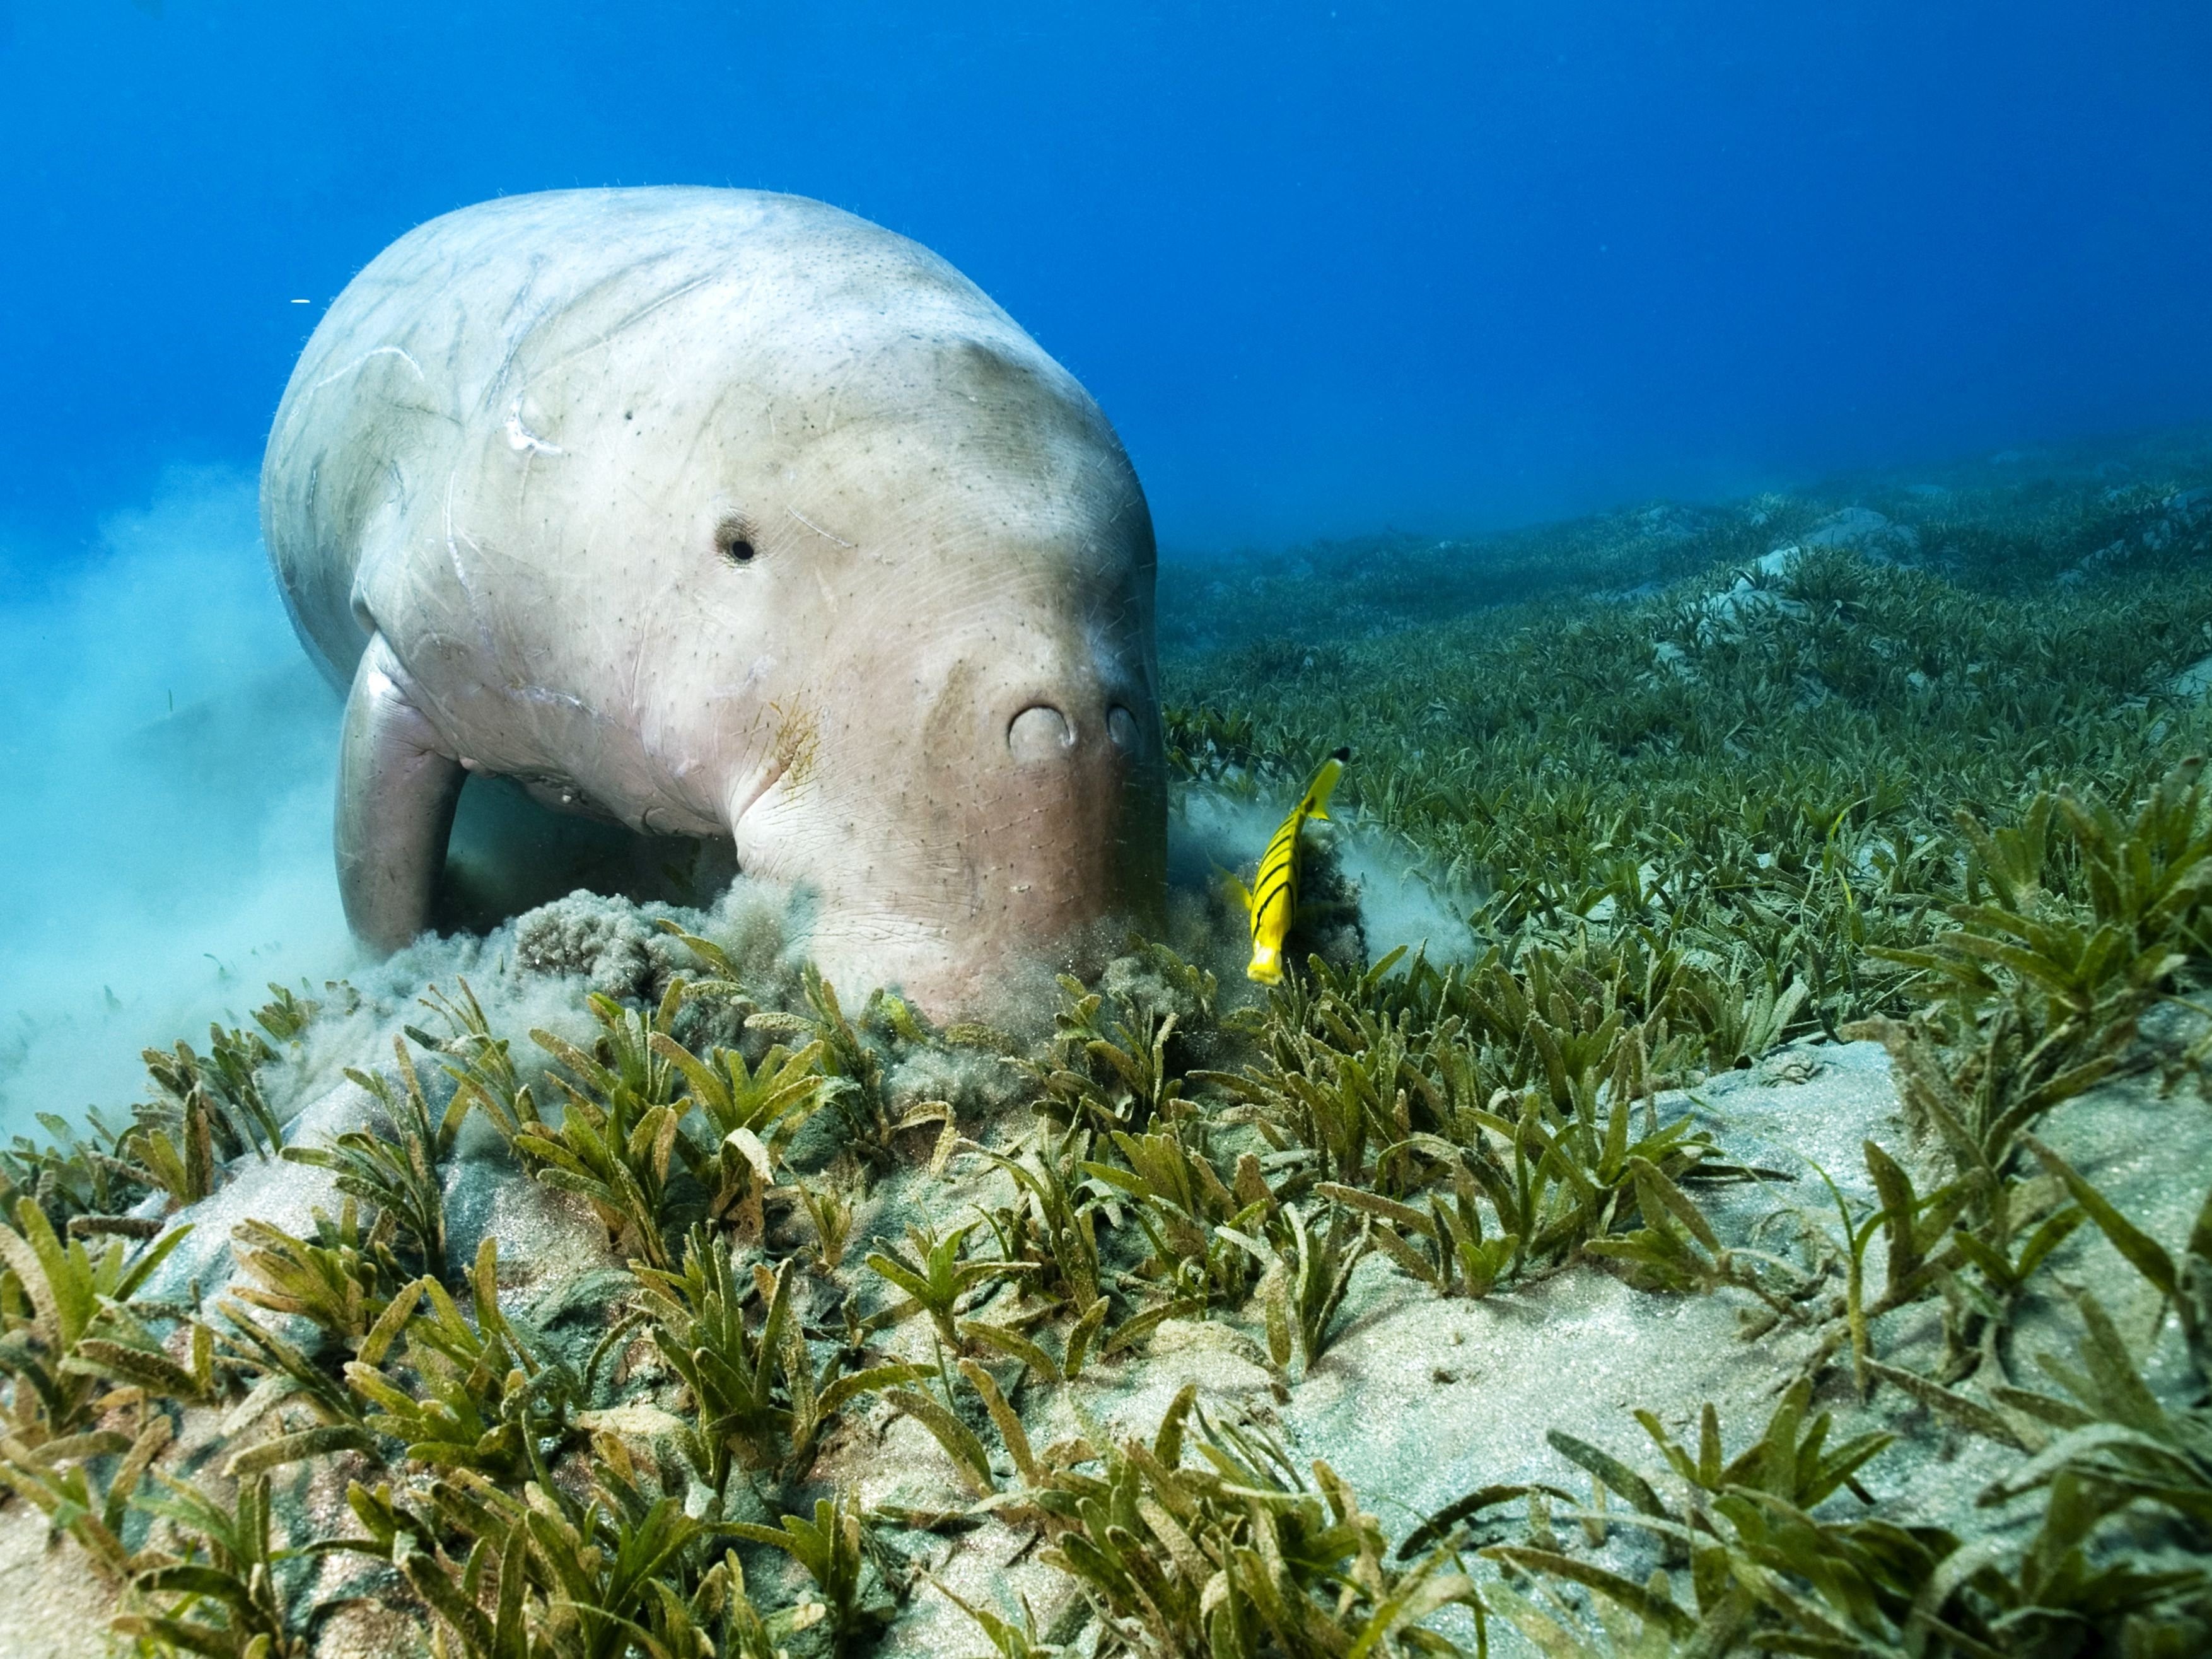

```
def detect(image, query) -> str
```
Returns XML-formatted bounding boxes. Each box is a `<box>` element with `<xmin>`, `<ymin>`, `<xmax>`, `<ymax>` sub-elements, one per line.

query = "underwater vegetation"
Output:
<box><xmin>1168</xmin><ymin>439</ymin><xmax>2212</xmax><ymax>1046</ymax></box>
<box><xmin>5</xmin><ymin>439</ymin><xmax>2212</xmax><ymax>1654</ymax></box>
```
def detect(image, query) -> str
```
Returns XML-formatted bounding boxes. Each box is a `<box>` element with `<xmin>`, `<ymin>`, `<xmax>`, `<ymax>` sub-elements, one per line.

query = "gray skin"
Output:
<box><xmin>262</xmin><ymin>187</ymin><xmax>1165</xmax><ymax>1015</ymax></box>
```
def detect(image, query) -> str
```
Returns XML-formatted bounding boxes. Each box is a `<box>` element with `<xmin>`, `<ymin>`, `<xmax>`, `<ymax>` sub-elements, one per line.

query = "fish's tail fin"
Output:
<box><xmin>1301</xmin><ymin>747</ymin><xmax>1353</xmax><ymax>822</ymax></box>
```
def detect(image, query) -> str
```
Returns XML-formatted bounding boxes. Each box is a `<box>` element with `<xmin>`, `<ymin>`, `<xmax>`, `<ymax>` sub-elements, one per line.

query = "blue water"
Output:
<box><xmin>7</xmin><ymin>2</ymin><xmax>2209</xmax><ymax>547</ymax></box>
<box><xmin>2</xmin><ymin>1</ymin><xmax>2209</xmax><ymax>1130</ymax></box>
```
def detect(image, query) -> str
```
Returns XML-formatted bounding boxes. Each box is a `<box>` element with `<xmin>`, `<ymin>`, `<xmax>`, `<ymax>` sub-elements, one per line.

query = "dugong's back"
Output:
<box><xmin>262</xmin><ymin>187</ymin><xmax>1054</xmax><ymax>687</ymax></box>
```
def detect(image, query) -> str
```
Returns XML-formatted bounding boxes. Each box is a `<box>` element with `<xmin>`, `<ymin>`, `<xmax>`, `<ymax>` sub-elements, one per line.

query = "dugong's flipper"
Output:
<box><xmin>337</xmin><ymin>634</ymin><xmax>463</xmax><ymax>953</ymax></box>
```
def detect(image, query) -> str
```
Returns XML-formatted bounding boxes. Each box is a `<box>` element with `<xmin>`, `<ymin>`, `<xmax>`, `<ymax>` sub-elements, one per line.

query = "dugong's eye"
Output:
<box><xmin>716</xmin><ymin>517</ymin><xmax>758</xmax><ymax>565</ymax></box>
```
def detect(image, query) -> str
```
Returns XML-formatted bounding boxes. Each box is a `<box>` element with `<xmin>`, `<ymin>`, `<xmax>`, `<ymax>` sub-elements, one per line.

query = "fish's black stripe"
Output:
<box><xmin>1252</xmin><ymin>875</ymin><xmax>1295</xmax><ymax>925</ymax></box>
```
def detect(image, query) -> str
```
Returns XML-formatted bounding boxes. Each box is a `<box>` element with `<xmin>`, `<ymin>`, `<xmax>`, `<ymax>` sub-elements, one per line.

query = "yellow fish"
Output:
<box><xmin>1228</xmin><ymin>748</ymin><xmax>1349</xmax><ymax>984</ymax></box>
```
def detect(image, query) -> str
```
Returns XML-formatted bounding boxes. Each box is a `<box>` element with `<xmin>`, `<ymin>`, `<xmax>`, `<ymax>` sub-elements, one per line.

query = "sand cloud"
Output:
<box><xmin>0</xmin><ymin>468</ymin><xmax>356</xmax><ymax>1137</ymax></box>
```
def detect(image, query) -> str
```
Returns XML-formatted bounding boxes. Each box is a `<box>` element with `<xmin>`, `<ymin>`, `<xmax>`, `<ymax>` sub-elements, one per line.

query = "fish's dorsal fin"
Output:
<box><xmin>1301</xmin><ymin>746</ymin><xmax>1352</xmax><ymax>822</ymax></box>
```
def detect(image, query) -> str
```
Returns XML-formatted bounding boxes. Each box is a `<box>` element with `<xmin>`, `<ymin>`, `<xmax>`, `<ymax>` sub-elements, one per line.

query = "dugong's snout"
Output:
<box><xmin>994</xmin><ymin>677</ymin><xmax>1167</xmax><ymax>914</ymax></box>
<box><xmin>917</xmin><ymin>675</ymin><xmax>1167</xmax><ymax>1014</ymax></box>
<box><xmin>734</xmin><ymin>639</ymin><xmax>1167</xmax><ymax>1018</ymax></box>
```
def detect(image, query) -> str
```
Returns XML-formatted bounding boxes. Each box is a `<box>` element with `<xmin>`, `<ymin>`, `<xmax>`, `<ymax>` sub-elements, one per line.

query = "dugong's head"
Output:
<box><xmin>504</xmin><ymin>205</ymin><xmax>1167</xmax><ymax>1014</ymax></box>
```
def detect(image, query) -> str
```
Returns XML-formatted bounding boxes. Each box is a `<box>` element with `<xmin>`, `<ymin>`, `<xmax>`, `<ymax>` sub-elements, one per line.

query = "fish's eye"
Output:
<box><xmin>716</xmin><ymin>517</ymin><xmax>758</xmax><ymax>565</ymax></box>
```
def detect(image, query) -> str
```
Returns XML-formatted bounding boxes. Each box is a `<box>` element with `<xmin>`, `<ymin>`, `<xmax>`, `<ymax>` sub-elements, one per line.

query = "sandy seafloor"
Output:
<box><xmin>6</xmin><ymin>991</ymin><xmax>2206</xmax><ymax>1658</ymax></box>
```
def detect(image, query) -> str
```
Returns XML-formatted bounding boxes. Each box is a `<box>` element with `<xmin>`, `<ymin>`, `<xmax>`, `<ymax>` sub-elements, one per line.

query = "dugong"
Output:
<box><xmin>262</xmin><ymin>188</ymin><xmax>1165</xmax><ymax>1013</ymax></box>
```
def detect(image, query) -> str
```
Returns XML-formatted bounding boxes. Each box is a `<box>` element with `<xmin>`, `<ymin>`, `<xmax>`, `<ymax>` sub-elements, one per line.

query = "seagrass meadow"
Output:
<box><xmin>9</xmin><ymin>428</ymin><xmax>2212</xmax><ymax>1658</ymax></box>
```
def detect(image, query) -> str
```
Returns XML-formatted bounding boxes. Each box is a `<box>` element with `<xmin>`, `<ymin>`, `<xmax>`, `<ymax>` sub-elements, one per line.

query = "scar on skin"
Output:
<box><xmin>786</xmin><ymin>504</ymin><xmax>855</xmax><ymax>547</ymax></box>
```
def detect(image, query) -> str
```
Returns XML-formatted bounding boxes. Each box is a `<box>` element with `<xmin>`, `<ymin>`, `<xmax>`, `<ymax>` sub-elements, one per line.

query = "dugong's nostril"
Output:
<box><xmin>1107</xmin><ymin>706</ymin><xmax>1138</xmax><ymax>751</ymax></box>
<box><xmin>1008</xmin><ymin>704</ymin><xmax>1074</xmax><ymax>762</ymax></box>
